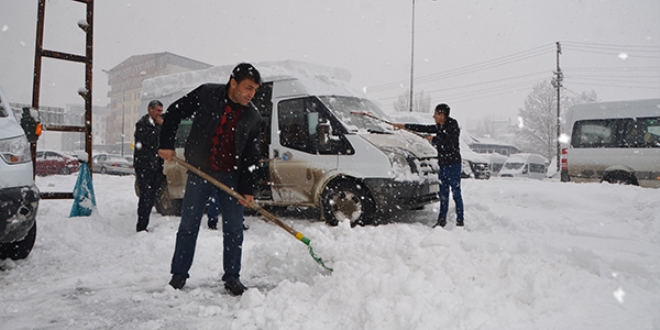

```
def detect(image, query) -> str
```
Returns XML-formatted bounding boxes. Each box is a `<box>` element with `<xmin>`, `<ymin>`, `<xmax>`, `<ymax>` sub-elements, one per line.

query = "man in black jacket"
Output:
<box><xmin>393</xmin><ymin>103</ymin><xmax>465</xmax><ymax>228</ymax></box>
<box><xmin>158</xmin><ymin>63</ymin><xmax>262</xmax><ymax>295</ymax></box>
<box><xmin>134</xmin><ymin>100</ymin><xmax>165</xmax><ymax>232</ymax></box>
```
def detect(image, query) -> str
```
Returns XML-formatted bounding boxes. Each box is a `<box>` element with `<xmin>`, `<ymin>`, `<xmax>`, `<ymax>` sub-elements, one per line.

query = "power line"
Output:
<box><xmin>371</xmin><ymin>41</ymin><xmax>659</xmax><ymax>112</ymax></box>
<box><xmin>562</xmin><ymin>41</ymin><xmax>660</xmax><ymax>52</ymax></box>
<box><xmin>367</xmin><ymin>43</ymin><xmax>555</xmax><ymax>93</ymax></box>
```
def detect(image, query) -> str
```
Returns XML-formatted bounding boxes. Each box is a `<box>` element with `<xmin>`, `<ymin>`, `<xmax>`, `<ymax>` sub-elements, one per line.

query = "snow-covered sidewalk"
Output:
<box><xmin>1</xmin><ymin>175</ymin><xmax>659</xmax><ymax>329</ymax></box>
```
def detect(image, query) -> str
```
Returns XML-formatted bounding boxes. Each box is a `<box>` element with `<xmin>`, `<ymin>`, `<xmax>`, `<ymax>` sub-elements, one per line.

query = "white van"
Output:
<box><xmin>0</xmin><ymin>87</ymin><xmax>40</xmax><ymax>260</ymax></box>
<box><xmin>486</xmin><ymin>153</ymin><xmax>508</xmax><ymax>176</ymax></box>
<box><xmin>141</xmin><ymin>62</ymin><xmax>441</xmax><ymax>226</ymax></box>
<box><xmin>498</xmin><ymin>153</ymin><xmax>548</xmax><ymax>180</ymax></box>
<box><xmin>562</xmin><ymin>98</ymin><xmax>660</xmax><ymax>188</ymax></box>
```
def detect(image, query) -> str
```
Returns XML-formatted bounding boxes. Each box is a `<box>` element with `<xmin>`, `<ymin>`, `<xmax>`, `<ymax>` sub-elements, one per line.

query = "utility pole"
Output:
<box><xmin>551</xmin><ymin>42</ymin><xmax>563</xmax><ymax>174</ymax></box>
<box><xmin>409</xmin><ymin>0</ymin><xmax>416</xmax><ymax>112</ymax></box>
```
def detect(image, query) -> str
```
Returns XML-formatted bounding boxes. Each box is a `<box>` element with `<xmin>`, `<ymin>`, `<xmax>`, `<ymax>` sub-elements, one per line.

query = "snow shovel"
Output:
<box><xmin>350</xmin><ymin>111</ymin><xmax>428</xmax><ymax>139</ymax></box>
<box><xmin>172</xmin><ymin>156</ymin><xmax>333</xmax><ymax>272</ymax></box>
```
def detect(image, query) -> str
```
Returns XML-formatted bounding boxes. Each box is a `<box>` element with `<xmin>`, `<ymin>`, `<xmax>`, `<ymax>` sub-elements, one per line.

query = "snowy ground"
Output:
<box><xmin>1</xmin><ymin>174</ymin><xmax>659</xmax><ymax>329</ymax></box>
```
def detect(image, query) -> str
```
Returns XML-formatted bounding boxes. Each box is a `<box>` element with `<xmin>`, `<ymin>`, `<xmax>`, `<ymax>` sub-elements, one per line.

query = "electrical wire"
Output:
<box><xmin>371</xmin><ymin>41</ymin><xmax>659</xmax><ymax>111</ymax></box>
<box><xmin>367</xmin><ymin>43</ymin><xmax>555</xmax><ymax>93</ymax></box>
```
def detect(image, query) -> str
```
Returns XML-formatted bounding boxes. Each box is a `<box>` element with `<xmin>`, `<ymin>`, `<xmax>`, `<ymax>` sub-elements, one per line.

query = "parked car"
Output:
<box><xmin>499</xmin><ymin>153</ymin><xmax>548</xmax><ymax>180</ymax></box>
<box><xmin>486</xmin><ymin>153</ymin><xmax>508</xmax><ymax>176</ymax></box>
<box><xmin>460</xmin><ymin>139</ymin><xmax>490</xmax><ymax>179</ymax></box>
<box><xmin>562</xmin><ymin>98</ymin><xmax>660</xmax><ymax>188</ymax></box>
<box><xmin>0</xmin><ymin>86</ymin><xmax>39</xmax><ymax>260</ymax></box>
<box><xmin>34</xmin><ymin>149</ymin><xmax>80</xmax><ymax>176</ymax></box>
<box><xmin>91</xmin><ymin>153</ymin><xmax>134</xmax><ymax>175</ymax></box>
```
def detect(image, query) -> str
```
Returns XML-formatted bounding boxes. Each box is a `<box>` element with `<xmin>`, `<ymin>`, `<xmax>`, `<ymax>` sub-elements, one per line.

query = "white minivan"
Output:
<box><xmin>0</xmin><ymin>87</ymin><xmax>40</xmax><ymax>260</ymax></box>
<box><xmin>140</xmin><ymin>62</ymin><xmax>441</xmax><ymax>226</ymax></box>
<box><xmin>498</xmin><ymin>153</ymin><xmax>548</xmax><ymax>180</ymax></box>
<box><xmin>562</xmin><ymin>98</ymin><xmax>660</xmax><ymax>188</ymax></box>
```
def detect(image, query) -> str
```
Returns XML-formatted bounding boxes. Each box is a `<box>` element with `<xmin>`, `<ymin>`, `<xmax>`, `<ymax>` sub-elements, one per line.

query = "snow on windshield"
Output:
<box><xmin>504</xmin><ymin>162</ymin><xmax>524</xmax><ymax>170</ymax></box>
<box><xmin>318</xmin><ymin>96</ymin><xmax>392</xmax><ymax>133</ymax></box>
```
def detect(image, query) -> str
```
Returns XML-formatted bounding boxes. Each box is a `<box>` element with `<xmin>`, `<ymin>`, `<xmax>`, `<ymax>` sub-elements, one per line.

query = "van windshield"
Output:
<box><xmin>504</xmin><ymin>162</ymin><xmax>524</xmax><ymax>170</ymax></box>
<box><xmin>317</xmin><ymin>96</ymin><xmax>391</xmax><ymax>133</ymax></box>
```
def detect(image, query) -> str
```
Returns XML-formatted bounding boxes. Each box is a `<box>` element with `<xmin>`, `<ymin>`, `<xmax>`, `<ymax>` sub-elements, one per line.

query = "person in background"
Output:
<box><xmin>133</xmin><ymin>100</ymin><xmax>165</xmax><ymax>232</ymax></box>
<box><xmin>392</xmin><ymin>103</ymin><xmax>464</xmax><ymax>228</ymax></box>
<box><xmin>158</xmin><ymin>63</ymin><xmax>262</xmax><ymax>295</ymax></box>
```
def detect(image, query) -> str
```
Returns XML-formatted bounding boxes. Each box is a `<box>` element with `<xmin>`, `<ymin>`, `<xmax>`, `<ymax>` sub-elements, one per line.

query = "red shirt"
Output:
<box><xmin>209</xmin><ymin>103</ymin><xmax>243</xmax><ymax>172</ymax></box>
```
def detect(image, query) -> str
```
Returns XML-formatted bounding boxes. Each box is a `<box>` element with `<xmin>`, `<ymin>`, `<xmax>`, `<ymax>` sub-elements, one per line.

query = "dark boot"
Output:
<box><xmin>433</xmin><ymin>218</ymin><xmax>447</xmax><ymax>228</ymax></box>
<box><xmin>169</xmin><ymin>275</ymin><xmax>187</xmax><ymax>290</ymax></box>
<box><xmin>224</xmin><ymin>278</ymin><xmax>247</xmax><ymax>296</ymax></box>
<box><xmin>456</xmin><ymin>219</ymin><xmax>464</xmax><ymax>227</ymax></box>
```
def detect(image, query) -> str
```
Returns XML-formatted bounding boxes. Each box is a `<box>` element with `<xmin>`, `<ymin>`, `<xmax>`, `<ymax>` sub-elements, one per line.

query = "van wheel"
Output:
<box><xmin>0</xmin><ymin>222</ymin><xmax>37</xmax><ymax>260</ymax></box>
<box><xmin>100</xmin><ymin>167</ymin><xmax>107</xmax><ymax>174</ymax></box>
<box><xmin>321</xmin><ymin>180</ymin><xmax>375</xmax><ymax>227</ymax></box>
<box><xmin>602</xmin><ymin>171</ymin><xmax>639</xmax><ymax>186</ymax></box>
<box><xmin>58</xmin><ymin>167</ymin><xmax>71</xmax><ymax>175</ymax></box>
<box><xmin>154</xmin><ymin>181</ymin><xmax>182</xmax><ymax>216</ymax></box>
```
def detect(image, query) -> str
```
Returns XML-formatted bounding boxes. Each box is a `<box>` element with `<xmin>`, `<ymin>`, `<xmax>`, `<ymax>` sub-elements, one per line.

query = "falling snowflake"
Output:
<box><xmin>613</xmin><ymin>287</ymin><xmax>625</xmax><ymax>304</ymax></box>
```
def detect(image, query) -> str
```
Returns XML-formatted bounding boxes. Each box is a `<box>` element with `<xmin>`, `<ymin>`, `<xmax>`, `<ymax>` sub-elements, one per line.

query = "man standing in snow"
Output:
<box><xmin>133</xmin><ymin>100</ymin><xmax>165</xmax><ymax>232</ymax></box>
<box><xmin>393</xmin><ymin>103</ymin><xmax>464</xmax><ymax>228</ymax></box>
<box><xmin>158</xmin><ymin>63</ymin><xmax>262</xmax><ymax>295</ymax></box>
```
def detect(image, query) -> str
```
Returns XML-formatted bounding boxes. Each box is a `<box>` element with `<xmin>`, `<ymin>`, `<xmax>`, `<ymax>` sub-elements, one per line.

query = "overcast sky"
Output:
<box><xmin>1</xmin><ymin>0</ymin><xmax>659</xmax><ymax>124</ymax></box>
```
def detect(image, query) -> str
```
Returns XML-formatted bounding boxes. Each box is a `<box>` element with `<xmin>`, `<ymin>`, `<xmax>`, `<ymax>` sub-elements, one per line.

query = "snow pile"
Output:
<box><xmin>141</xmin><ymin>60</ymin><xmax>352</xmax><ymax>100</ymax></box>
<box><xmin>1</xmin><ymin>175</ymin><xmax>659</xmax><ymax>329</ymax></box>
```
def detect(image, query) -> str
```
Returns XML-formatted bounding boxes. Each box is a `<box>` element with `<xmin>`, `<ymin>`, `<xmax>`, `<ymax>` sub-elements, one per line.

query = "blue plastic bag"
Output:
<box><xmin>69</xmin><ymin>161</ymin><xmax>97</xmax><ymax>217</ymax></box>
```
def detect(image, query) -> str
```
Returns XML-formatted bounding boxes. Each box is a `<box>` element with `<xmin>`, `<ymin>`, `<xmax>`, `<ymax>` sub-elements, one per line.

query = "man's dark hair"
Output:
<box><xmin>229</xmin><ymin>63</ymin><xmax>262</xmax><ymax>85</ymax></box>
<box><xmin>435</xmin><ymin>103</ymin><xmax>450</xmax><ymax>116</ymax></box>
<box><xmin>148</xmin><ymin>100</ymin><xmax>163</xmax><ymax>109</ymax></box>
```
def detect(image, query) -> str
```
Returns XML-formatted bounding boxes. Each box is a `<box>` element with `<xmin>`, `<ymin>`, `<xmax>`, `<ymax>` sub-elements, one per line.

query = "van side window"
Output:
<box><xmin>278</xmin><ymin>97</ymin><xmax>353</xmax><ymax>155</ymax></box>
<box><xmin>572</xmin><ymin>117</ymin><xmax>660</xmax><ymax>148</ymax></box>
<box><xmin>279</xmin><ymin>99</ymin><xmax>313</xmax><ymax>153</ymax></box>
<box><xmin>529</xmin><ymin>163</ymin><xmax>546</xmax><ymax>173</ymax></box>
<box><xmin>571</xmin><ymin>120</ymin><xmax>617</xmax><ymax>148</ymax></box>
<box><xmin>622</xmin><ymin>117</ymin><xmax>660</xmax><ymax>148</ymax></box>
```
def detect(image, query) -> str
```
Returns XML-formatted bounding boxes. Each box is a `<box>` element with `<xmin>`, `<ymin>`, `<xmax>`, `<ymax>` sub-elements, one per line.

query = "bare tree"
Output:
<box><xmin>393</xmin><ymin>89</ymin><xmax>431</xmax><ymax>112</ymax></box>
<box><xmin>516</xmin><ymin>80</ymin><xmax>598</xmax><ymax>159</ymax></box>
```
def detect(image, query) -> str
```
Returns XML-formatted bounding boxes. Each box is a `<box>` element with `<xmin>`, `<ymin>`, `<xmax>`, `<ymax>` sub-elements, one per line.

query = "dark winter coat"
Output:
<box><xmin>133</xmin><ymin>114</ymin><xmax>164</xmax><ymax>171</ymax></box>
<box><xmin>159</xmin><ymin>83</ymin><xmax>262</xmax><ymax>196</ymax></box>
<box><xmin>405</xmin><ymin>117</ymin><xmax>462</xmax><ymax>166</ymax></box>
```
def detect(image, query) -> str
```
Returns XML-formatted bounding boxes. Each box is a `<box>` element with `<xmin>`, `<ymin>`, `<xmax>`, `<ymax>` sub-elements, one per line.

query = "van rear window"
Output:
<box><xmin>572</xmin><ymin>117</ymin><xmax>660</xmax><ymax>148</ymax></box>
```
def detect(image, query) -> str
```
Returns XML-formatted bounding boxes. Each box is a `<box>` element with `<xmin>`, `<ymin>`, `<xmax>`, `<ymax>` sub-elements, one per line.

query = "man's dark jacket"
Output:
<box><xmin>405</xmin><ymin>117</ymin><xmax>462</xmax><ymax>166</ymax></box>
<box><xmin>134</xmin><ymin>114</ymin><xmax>164</xmax><ymax>171</ymax></box>
<box><xmin>159</xmin><ymin>83</ymin><xmax>262</xmax><ymax>196</ymax></box>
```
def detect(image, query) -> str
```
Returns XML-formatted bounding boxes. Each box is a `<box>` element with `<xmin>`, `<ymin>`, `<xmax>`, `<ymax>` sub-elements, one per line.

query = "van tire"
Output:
<box><xmin>601</xmin><ymin>171</ymin><xmax>639</xmax><ymax>186</ymax></box>
<box><xmin>0</xmin><ymin>222</ymin><xmax>36</xmax><ymax>260</ymax></box>
<box><xmin>58</xmin><ymin>167</ymin><xmax>71</xmax><ymax>175</ymax></box>
<box><xmin>155</xmin><ymin>181</ymin><xmax>183</xmax><ymax>216</ymax></box>
<box><xmin>321</xmin><ymin>179</ymin><xmax>375</xmax><ymax>227</ymax></box>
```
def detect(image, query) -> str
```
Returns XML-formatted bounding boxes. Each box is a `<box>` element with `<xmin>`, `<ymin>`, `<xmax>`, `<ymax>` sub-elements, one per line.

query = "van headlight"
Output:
<box><xmin>381</xmin><ymin>147</ymin><xmax>416</xmax><ymax>174</ymax></box>
<box><xmin>0</xmin><ymin>135</ymin><xmax>32</xmax><ymax>164</ymax></box>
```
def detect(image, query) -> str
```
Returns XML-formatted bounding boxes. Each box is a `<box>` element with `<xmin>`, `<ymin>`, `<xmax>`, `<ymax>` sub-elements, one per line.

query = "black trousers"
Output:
<box><xmin>136</xmin><ymin>167</ymin><xmax>165</xmax><ymax>231</ymax></box>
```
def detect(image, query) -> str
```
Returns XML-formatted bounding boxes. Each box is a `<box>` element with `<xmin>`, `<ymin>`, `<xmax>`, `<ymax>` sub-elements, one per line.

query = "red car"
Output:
<box><xmin>35</xmin><ymin>150</ymin><xmax>80</xmax><ymax>176</ymax></box>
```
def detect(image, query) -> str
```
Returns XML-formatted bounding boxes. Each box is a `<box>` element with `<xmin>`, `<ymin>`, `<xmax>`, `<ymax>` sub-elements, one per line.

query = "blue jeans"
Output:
<box><xmin>438</xmin><ymin>163</ymin><xmax>464</xmax><ymax>221</ymax></box>
<box><xmin>207</xmin><ymin>188</ymin><xmax>220</xmax><ymax>227</ymax></box>
<box><xmin>170</xmin><ymin>172</ymin><xmax>244</xmax><ymax>282</ymax></box>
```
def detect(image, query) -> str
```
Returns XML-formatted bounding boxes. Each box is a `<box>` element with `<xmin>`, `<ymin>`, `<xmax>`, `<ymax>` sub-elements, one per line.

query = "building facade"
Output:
<box><xmin>104</xmin><ymin>52</ymin><xmax>212</xmax><ymax>155</ymax></box>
